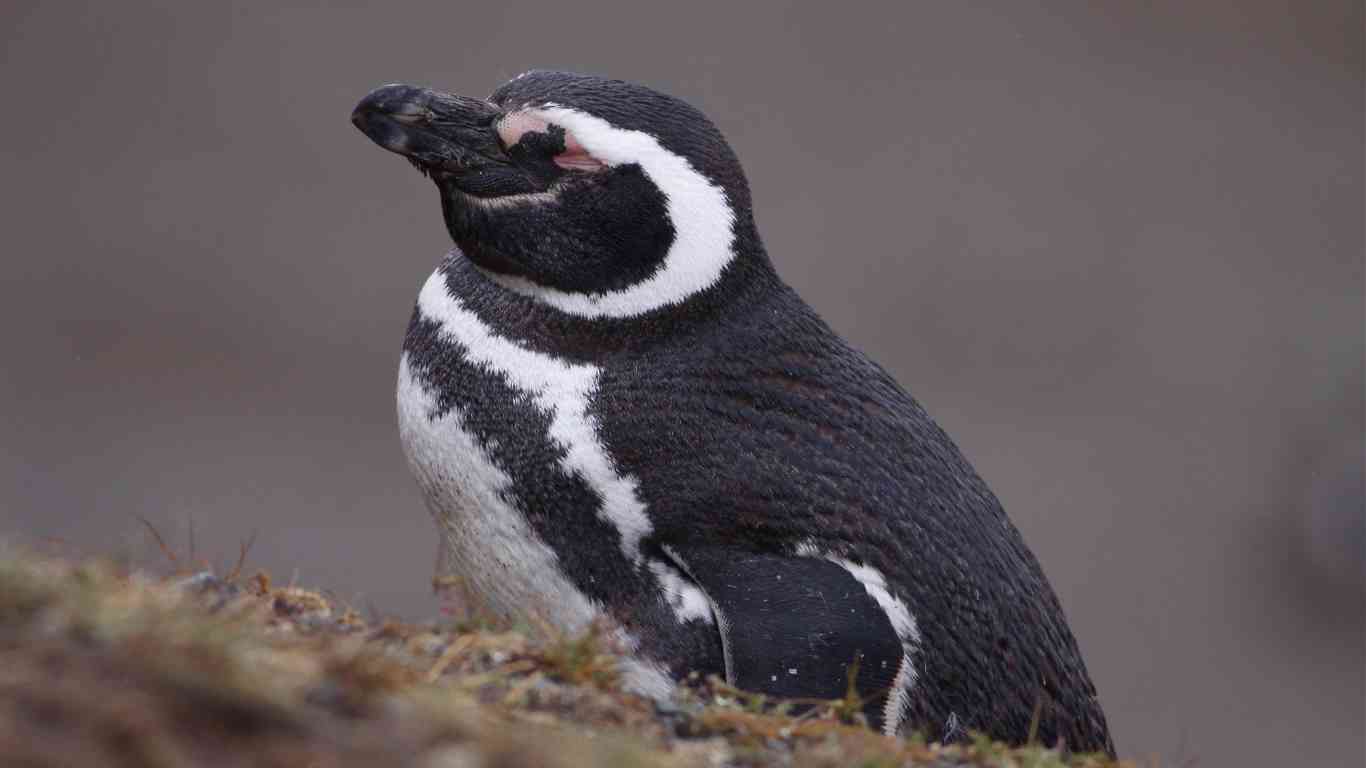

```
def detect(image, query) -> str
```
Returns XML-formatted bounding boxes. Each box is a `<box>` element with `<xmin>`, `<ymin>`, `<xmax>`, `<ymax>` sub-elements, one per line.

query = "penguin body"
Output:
<box><xmin>355</xmin><ymin>71</ymin><xmax>1114</xmax><ymax>754</ymax></box>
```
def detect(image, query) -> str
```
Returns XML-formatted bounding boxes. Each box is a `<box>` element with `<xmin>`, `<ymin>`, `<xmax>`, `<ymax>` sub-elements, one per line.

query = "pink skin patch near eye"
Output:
<box><xmin>497</xmin><ymin>112</ymin><xmax>605</xmax><ymax>171</ymax></box>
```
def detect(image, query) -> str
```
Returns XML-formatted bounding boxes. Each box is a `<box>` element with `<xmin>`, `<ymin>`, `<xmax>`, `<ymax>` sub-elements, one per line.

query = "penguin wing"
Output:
<box><xmin>664</xmin><ymin>545</ymin><xmax>904</xmax><ymax>729</ymax></box>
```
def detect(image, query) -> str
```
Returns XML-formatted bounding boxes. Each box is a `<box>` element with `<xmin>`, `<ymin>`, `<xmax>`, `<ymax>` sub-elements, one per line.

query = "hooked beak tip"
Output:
<box><xmin>351</xmin><ymin>83</ymin><xmax>508</xmax><ymax>181</ymax></box>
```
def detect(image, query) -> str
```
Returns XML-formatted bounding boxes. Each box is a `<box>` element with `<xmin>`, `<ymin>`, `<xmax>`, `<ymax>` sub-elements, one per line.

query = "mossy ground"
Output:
<box><xmin>0</xmin><ymin>544</ymin><xmax>1127</xmax><ymax>767</ymax></box>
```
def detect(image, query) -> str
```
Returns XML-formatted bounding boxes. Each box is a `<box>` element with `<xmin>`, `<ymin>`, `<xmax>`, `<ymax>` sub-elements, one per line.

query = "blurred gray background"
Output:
<box><xmin>1</xmin><ymin>2</ymin><xmax>1361</xmax><ymax>765</ymax></box>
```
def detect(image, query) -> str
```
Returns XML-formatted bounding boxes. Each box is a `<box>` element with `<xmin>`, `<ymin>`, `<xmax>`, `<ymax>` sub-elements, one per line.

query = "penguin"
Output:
<box><xmin>351</xmin><ymin>71</ymin><xmax>1114</xmax><ymax>755</ymax></box>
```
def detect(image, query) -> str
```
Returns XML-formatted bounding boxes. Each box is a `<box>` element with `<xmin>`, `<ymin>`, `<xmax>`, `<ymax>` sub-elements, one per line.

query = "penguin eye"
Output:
<box><xmin>497</xmin><ymin>112</ymin><xmax>605</xmax><ymax>172</ymax></box>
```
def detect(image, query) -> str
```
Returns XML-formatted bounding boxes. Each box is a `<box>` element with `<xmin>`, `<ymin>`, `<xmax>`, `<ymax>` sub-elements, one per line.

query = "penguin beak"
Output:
<box><xmin>351</xmin><ymin>84</ymin><xmax>509</xmax><ymax>179</ymax></box>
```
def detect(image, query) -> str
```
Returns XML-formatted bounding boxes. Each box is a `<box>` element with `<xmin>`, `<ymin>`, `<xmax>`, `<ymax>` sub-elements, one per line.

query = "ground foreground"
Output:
<box><xmin>0</xmin><ymin>547</ymin><xmax>1126</xmax><ymax>768</ymax></box>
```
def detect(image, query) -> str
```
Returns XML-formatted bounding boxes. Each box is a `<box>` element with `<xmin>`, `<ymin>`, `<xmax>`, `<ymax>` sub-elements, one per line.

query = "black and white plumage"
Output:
<box><xmin>351</xmin><ymin>71</ymin><xmax>1114</xmax><ymax>754</ymax></box>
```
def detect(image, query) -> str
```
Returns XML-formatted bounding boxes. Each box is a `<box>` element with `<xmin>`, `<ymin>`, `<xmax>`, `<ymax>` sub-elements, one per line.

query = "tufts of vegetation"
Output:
<box><xmin>0</xmin><ymin>544</ymin><xmax>1128</xmax><ymax>767</ymax></box>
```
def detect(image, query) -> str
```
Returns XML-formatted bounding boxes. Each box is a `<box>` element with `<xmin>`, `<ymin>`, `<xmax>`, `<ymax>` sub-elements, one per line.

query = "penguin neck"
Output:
<box><xmin>431</xmin><ymin>227</ymin><xmax>781</xmax><ymax>364</ymax></box>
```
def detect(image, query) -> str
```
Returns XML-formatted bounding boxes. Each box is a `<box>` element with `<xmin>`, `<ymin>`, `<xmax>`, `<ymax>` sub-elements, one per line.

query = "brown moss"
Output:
<box><xmin>0</xmin><ymin>547</ymin><xmax>1128</xmax><ymax>768</ymax></box>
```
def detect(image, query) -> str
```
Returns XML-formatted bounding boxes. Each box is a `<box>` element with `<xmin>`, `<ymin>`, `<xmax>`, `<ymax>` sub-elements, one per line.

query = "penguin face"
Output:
<box><xmin>353</xmin><ymin>71</ymin><xmax>752</xmax><ymax>315</ymax></box>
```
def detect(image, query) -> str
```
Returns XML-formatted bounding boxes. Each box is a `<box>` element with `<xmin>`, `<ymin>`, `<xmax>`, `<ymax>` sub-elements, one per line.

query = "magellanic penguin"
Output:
<box><xmin>351</xmin><ymin>71</ymin><xmax>1114</xmax><ymax>754</ymax></box>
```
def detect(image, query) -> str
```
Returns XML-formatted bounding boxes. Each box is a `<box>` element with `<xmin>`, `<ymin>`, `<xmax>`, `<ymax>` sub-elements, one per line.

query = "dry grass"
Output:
<box><xmin>0</xmin><ymin>544</ymin><xmax>1128</xmax><ymax>767</ymax></box>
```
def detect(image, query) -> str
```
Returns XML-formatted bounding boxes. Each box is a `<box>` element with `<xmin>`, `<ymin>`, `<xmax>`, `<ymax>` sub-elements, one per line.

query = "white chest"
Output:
<box><xmin>398</xmin><ymin>353</ymin><xmax>603</xmax><ymax>630</ymax></box>
<box><xmin>396</xmin><ymin>269</ymin><xmax>657</xmax><ymax>629</ymax></box>
<box><xmin>396</xmin><ymin>269</ymin><xmax>714</xmax><ymax>700</ymax></box>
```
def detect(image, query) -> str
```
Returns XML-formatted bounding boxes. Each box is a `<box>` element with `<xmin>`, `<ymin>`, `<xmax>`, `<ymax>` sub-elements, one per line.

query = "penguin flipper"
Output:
<box><xmin>663</xmin><ymin>545</ymin><xmax>905</xmax><ymax>731</ymax></box>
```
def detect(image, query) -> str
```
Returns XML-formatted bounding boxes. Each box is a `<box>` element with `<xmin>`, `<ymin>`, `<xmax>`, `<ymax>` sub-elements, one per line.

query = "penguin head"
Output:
<box><xmin>352</xmin><ymin>71</ymin><xmax>759</xmax><ymax>317</ymax></box>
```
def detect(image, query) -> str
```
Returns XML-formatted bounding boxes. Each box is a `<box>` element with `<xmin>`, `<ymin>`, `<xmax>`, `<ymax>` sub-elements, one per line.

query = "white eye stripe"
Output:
<box><xmin>485</xmin><ymin>104</ymin><xmax>737</xmax><ymax>318</ymax></box>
